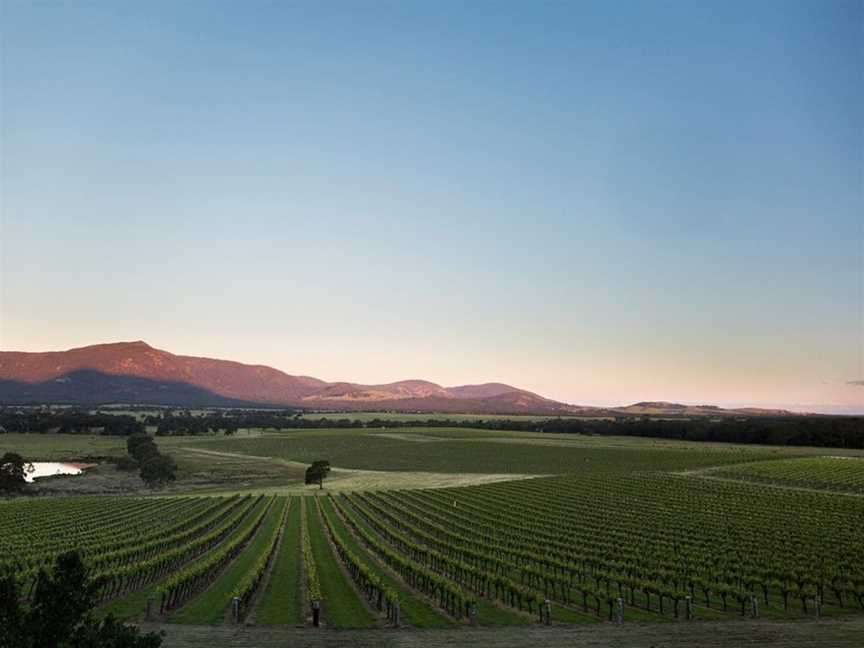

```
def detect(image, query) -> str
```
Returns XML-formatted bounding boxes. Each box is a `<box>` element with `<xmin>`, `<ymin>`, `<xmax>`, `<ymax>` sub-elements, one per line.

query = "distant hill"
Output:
<box><xmin>0</xmin><ymin>341</ymin><xmax>797</xmax><ymax>416</ymax></box>
<box><xmin>613</xmin><ymin>401</ymin><xmax>794</xmax><ymax>417</ymax></box>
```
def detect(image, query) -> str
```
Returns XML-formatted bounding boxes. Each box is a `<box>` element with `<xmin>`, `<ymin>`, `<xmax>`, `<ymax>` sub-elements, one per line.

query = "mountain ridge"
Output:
<box><xmin>0</xmin><ymin>341</ymin><xmax>795</xmax><ymax>416</ymax></box>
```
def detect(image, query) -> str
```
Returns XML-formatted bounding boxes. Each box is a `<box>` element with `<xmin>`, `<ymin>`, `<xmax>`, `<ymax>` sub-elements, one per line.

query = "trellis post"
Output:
<box><xmin>685</xmin><ymin>595</ymin><xmax>693</xmax><ymax>620</ymax></box>
<box><xmin>616</xmin><ymin>597</ymin><xmax>624</xmax><ymax>624</ymax></box>
<box><xmin>312</xmin><ymin>600</ymin><xmax>321</xmax><ymax>627</ymax></box>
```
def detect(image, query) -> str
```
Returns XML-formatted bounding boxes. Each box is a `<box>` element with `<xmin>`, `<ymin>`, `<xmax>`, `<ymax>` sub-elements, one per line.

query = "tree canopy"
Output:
<box><xmin>0</xmin><ymin>452</ymin><xmax>31</xmax><ymax>492</ymax></box>
<box><xmin>305</xmin><ymin>460</ymin><xmax>331</xmax><ymax>489</ymax></box>
<box><xmin>123</xmin><ymin>435</ymin><xmax>176</xmax><ymax>487</ymax></box>
<box><xmin>0</xmin><ymin>550</ymin><xmax>163</xmax><ymax>647</ymax></box>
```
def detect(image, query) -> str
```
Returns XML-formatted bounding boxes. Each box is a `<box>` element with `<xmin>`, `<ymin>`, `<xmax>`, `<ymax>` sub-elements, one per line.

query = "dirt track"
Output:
<box><xmin>142</xmin><ymin>617</ymin><xmax>864</xmax><ymax>648</ymax></box>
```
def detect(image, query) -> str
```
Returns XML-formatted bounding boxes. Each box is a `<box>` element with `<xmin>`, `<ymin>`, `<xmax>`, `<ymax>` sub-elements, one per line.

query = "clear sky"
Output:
<box><xmin>1</xmin><ymin>1</ymin><xmax>862</xmax><ymax>413</ymax></box>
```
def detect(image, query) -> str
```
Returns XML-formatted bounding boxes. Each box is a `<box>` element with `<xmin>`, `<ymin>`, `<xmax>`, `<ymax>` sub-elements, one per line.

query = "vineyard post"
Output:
<box><xmin>393</xmin><ymin>600</ymin><xmax>401</xmax><ymax>627</ymax></box>
<box><xmin>815</xmin><ymin>595</ymin><xmax>821</xmax><ymax>618</ymax></box>
<box><xmin>685</xmin><ymin>595</ymin><xmax>693</xmax><ymax>620</ymax></box>
<box><xmin>543</xmin><ymin>599</ymin><xmax>551</xmax><ymax>625</ymax></box>
<box><xmin>313</xmin><ymin>599</ymin><xmax>321</xmax><ymax>627</ymax></box>
<box><xmin>616</xmin><ymin>597</ymin><xmax>624</xmax><ymax>624</ymax></box>
<box><xmin>145</xmin><ymin>594</ymin><xmax>154</xmax><ymax>621</ymax></box>
<box><xmin>232</xmin><ymin>596</ymin><xmax>240</xmax><ymax>624</ymax></box>
<box><xmin>469</xmin><ymin>602</ymin><xmax>478</xmax><ymax>626</ymax></box>
<box><xmin>751</xmin><ymin>596</ymin><xmax>759</xmax><ymax>618</ymax></box>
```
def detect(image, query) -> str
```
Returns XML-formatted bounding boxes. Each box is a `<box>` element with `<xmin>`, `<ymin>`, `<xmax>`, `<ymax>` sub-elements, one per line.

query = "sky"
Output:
<box><xmin>1</xmin><ymin>1</ymin><xmax>862</xmax><ymax>413</ymax></box>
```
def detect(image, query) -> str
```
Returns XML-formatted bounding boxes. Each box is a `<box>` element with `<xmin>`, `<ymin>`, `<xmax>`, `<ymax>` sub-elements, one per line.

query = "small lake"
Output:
<box><xmin>24</xmin><ymin>462</ymin><xmax>88</xmax><ymax>482</ymax></box>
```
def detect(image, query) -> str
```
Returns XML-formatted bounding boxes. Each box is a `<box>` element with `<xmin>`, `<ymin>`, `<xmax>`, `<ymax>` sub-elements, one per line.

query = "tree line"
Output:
<box><xmin>0</xmin><ymin>409</ymin><xmax>144</xmax><ymax>436</ymax></box>
<box><xmin>1</xmin><ymin>407</ymin><xmax>860</xmax><ymax>449</ymax></box>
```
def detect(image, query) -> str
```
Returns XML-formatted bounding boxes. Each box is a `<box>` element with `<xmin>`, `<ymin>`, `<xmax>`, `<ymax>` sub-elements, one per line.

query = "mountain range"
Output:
<box><xmin>0</xmin><ymin>341</ymin><xmax>794</xmax><ymax>417</ymax></box>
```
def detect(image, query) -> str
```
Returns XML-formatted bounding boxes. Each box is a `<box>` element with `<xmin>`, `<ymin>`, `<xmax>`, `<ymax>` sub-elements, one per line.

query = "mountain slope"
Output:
<box><xmin>0</xmin><ymin>341</ymin><xmax>579</xmax><ymax>413</ymax></box>
<box><xmin>0</xmin><ymin>341</ymin><xmax>798</xmax><ymax>416</ymax></box>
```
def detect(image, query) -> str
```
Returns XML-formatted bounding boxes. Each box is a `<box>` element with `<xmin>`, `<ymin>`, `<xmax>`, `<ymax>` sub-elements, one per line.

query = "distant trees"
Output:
<box><xmin>305</xmin><ymin>460</ymin><xmax>331</xmax><ymax>489</ymax></box>
<box><xmin>0</xmin><ymin>550</ymin><xmax>163</xmax><ymax>647</ymax></box>
<box><xmin>1</xmin><ymin>406</ymin><xmax>861</xmax><ymax>449</ymax></box>
<box><xmin>139</xmin><ymin>453</ymin><xmax>177</xmax><ymax>487</ymax></box>
<box><xmin>0</xmin><ymin>452</ymin><xmax>31</xmax><ymax>492</ymax></box>
<box><xmin>123</xmin><ymin>435</ymin><xmax>176</xmax><ymax>487</ymax></box>
<box><xmin>0</xmin><ymin>409</ymin><xmax>144</xmax><ymax>436</ymax></box>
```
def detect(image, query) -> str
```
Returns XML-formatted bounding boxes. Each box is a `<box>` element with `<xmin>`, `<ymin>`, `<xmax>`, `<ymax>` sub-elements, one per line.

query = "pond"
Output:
<box><xmin>24</xmin><ymin>462</ymin><xmax>91</xmax><ymax>482</ymax></box>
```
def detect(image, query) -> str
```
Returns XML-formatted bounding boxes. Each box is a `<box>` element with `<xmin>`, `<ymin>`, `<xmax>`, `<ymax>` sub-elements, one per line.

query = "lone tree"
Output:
<box><xmin>0</xmin><ymin>452</ymin><xmax>31</xmax><ymax>492</ymax></box>
<box><xmin>305</xmin><ymin>460</ymin><xmax>331</xmax><ymax>489</ymax></box>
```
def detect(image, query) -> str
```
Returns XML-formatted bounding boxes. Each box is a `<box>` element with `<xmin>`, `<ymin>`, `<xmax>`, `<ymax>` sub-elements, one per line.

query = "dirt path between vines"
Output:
<box><xmin>140</xmin><ymin>616</ymin><xmax>864</xmax><ymax>648</ymax></box>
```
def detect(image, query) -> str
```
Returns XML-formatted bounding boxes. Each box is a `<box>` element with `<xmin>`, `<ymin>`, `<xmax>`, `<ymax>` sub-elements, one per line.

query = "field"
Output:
<box><xmin>710</xmin><ymin>456</ymin><xmax>864</xmax><ymax>494</ymax></box>
<box><xmin>1</xmin><ymin>427</ymin><xmax>863</xmax><ymax>647</ymax></box>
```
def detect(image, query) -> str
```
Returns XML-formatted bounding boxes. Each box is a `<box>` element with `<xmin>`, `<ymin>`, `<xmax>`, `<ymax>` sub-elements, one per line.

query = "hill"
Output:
<box><xmin>0</xmin><ymin>341</ymin><xmax>797</xmax><ymax>416</ymax></box>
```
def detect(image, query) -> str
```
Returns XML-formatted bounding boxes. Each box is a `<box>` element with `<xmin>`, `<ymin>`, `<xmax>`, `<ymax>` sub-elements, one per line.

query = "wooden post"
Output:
<box><xmin>616</xmin><ymin>597</ymin><xmax>624</xmax><ymax>624</ymax></box>
<box><xmin>145</xmin><ymin>594</ymin><xmax>155</xmax><ymax>621</ymax></box>
<box><xmin>815</xmin><ymin>595</ymin><xmax>821</xmax><ymax>618</ymax></box>
<box><xmin>751</xmin><ymin>596</ymin><xmax>759</xmax><ymax>618</ymax></box>
<box><xmin>469</xmin><ymin>602</ymin><xmax>478</xmax><ymax>626</ymax></box>
<box><xmin>543</xmin><ymin>599</ymin><xmax>552</xmax><ymax>625</ymax></box>
<box><xmin>232</xmin><ymin>597</ymin><xmax>240</xmax><ymax>624</ymax></box>
<box><xmin>685</xmin><ymin>595</ymin><xmax>693</xmax><ymax>620</ymax></box>
<box><xmin>312</xmin><ymin>600</ymin><xmax>321</xmax><ymax>627</ymax></box>
<box><xmin>393</xmin><ymin>600</ymin><xmax>401</xmax><ymax>627</ymax></box>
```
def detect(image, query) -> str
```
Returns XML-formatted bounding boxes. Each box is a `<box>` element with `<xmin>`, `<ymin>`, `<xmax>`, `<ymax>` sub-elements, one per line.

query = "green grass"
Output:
<box><xmin>201</xmin><ymin>431</ymin><xmax>774</xmax><ymax>475</ymax></box>
<box><xmin>101</xmin><ymin>584</ymin><xmax>157</xmax><ymax>620</ymax></box>
<box><xmin>255</xmin><ymin>497</ymin><xmax>304</xmax><ymax>625</ymax></box>
<box><xmin>0</xmin><ymin>433</ymin><xmax>127</xmax><ymax>459</ymax></box>
<box><xmin>169</xmin><ymin>497</ymin><xmax>288</xmax><ymax>624</ymax></box>
<box><xmin>318</xmin><ymin>496</ymin><xmax>453</xmax><ymax>628</ymax></box>
<box><xmin>305</xmin><ymin>497</ymin><xmax>377</xmax><ymax>629</ymax></box>
<box><xmin>475</xmin><ymin>599</ymin><xmax>532</xmax><ymax>626</ymax></box>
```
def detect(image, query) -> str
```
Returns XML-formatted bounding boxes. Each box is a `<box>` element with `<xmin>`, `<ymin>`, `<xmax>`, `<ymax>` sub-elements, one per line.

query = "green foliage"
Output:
<box><xmin>0</xmin><ymin>550</ymin><xmax>163</xmax><ymax>648</ymax></box>
<box><xmin>715</xmin><ymin>457</ymin><xmax>864</xmax><ymax>494</ymax></box>
<box><xmin>0</xmin><ymin>451</ymin><xmax>29</xmax><ymax>491</ymax></box>
<box><xmin>139</xmin><ymin>453</ymin><xmax>177</xmax><ymax>487</ymax></box>
<box><xmin>126</xmin><ymin>435</ymin><xmax>158</xmax><ymax>463</ymax></box>
<box><xmin>305</xmin><ymin>460</ymin><xmax>331</xmax><ymax>489</ymax></box>
<box><xmin>304</xmin><ymin>498</ymin><xmax>377</xmax><ymax>628</ymax></box>
<box><xmin>124</xmin><ymin>434</ymin><xmax>176</xmax><ymax>487</ymax></box>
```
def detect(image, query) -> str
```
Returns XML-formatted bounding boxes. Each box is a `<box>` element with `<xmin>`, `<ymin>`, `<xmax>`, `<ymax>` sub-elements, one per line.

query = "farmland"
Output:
<box><xmin>1</xmin><ymin>426</ymin><xmax>863</xmax><ymax>647</ymax></box>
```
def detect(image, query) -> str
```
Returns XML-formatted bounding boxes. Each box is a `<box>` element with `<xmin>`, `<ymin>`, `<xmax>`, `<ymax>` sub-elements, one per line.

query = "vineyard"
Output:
<box><xmin>2</xmin><ymin>467</ymin><xmax>863</xmax><ymax>635</ymax></box>
<box><xmin>712</xmin><ymin>456</ymin><xmax>864</xmax><ymax>494</ymax></box>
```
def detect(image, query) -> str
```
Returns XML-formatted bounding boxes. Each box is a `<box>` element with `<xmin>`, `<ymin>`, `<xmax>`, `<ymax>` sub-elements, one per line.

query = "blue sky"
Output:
<box><xmin>1</xmin><ymin>1</ymin><xmax>862</xmax><ymax>412</ymax></box>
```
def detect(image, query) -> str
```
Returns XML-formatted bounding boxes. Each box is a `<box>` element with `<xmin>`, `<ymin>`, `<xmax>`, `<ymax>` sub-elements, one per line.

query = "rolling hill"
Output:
<box><xmin>0</xmin><ymin>341</ymin><xmax>795</xmax><ymax>416</ymax></box>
